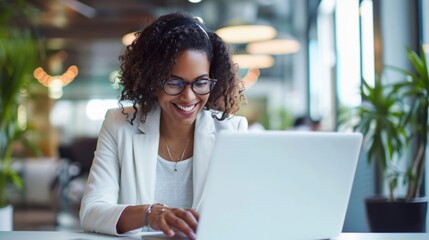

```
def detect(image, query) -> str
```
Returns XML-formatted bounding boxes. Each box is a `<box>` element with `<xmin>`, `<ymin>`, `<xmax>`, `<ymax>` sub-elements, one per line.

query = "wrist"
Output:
<box><xmin>143</xmin><ymin>203</ymin><xmax>168</xmax><ymax>228</ymax></box>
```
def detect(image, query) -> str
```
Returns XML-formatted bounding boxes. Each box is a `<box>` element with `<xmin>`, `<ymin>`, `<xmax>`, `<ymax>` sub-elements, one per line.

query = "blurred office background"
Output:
<box><xmin>1</xmin><ymin>0</ymin><xmax>429</xmax><ymax>232</ymax></box>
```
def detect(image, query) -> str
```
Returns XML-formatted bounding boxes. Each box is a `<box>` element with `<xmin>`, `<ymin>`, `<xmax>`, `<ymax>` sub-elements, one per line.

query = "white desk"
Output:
<box><xmin>0</xmin><ymin>231</ymin><xmax>428</xmax><ymax>240</ymax></box>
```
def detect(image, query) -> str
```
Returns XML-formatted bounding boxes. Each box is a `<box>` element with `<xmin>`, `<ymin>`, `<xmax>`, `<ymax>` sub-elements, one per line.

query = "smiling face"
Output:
<box><xmin>158</xmin><ymin>49</ymin><xmax>211</xmax><ymax>129</ymax></box>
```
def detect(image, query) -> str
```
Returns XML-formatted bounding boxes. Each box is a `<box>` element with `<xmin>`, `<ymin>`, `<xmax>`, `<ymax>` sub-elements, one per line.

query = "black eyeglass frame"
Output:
<box><xmin>161</xmin><ymin>78</ymin><xmax>217</xmax><ymax>96</ymax></box>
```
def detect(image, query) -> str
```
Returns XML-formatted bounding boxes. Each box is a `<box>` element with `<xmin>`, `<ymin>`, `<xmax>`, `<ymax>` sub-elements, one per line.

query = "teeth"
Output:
<box><xmin>176</xmin><ymin>104</ymin><xmax>195</xmax><ymax>112</ymax></box>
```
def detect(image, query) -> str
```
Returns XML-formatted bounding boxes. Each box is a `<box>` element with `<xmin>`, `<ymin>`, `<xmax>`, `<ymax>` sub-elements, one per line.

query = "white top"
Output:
<box><xmin>154</xmin><ymin>156</ymin><xmax>193</xmax><ymax>208</ymax></box>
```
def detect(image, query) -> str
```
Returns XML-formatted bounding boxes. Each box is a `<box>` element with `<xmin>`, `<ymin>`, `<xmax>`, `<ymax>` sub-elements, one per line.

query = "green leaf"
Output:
<box><xmin>10</xmin><ymin>171</ymin><xmax>23</xmax><ymax>190</ymax></box>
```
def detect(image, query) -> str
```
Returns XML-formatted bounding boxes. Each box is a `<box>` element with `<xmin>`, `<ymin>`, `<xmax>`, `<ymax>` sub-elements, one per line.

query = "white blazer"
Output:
<box><xmin>79</xmin><ymin>105</ymin><xmax>248</xmax><ymax>235</ymax></box>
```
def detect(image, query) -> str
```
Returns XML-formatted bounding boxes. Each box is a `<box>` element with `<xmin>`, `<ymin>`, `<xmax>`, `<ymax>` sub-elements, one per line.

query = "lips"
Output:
<box><xmin>174</xmin><ymin>103</ymin><xmax>197</xmax><ymax>112</ymax></box>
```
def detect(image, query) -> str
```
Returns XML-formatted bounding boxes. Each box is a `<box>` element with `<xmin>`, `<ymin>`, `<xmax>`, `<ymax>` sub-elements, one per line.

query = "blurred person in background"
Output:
<box><xmin>291</xmin><ymin>116</ymin><xmax>322</xmax><ymax>131</ymax></box>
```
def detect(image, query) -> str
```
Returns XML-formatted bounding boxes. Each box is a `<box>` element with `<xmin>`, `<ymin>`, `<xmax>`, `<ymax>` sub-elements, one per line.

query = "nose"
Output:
<box><xmin>179</xmin><ymin>85</ymin><xmax>196</xmax><ymax>101</ymax></box>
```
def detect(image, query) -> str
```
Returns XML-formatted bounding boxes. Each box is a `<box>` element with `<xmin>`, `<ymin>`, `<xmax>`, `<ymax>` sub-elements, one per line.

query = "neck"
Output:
<box><xmin>159</xmin><ymin>114</ymin><xmax>195</xmax><ymax>165</ymax></box>
<box><xmin>160</xmin><ymin>116</ymin><xmax>194</xmax><ymax>140</ymax></box>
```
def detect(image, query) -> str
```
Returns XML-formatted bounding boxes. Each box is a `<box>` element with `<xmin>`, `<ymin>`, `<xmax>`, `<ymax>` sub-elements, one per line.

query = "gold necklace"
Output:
<box><xmin>163</xmin><ymin>136</ymin><xmax>190</xmax><ymax>172</ymax></box>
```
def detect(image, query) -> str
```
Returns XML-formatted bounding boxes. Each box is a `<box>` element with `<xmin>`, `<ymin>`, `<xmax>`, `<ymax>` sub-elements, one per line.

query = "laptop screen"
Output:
<box><xmin>197</xmin><ymin>131</ymin><xmax>362</xmax><ymax>240</ymax></box>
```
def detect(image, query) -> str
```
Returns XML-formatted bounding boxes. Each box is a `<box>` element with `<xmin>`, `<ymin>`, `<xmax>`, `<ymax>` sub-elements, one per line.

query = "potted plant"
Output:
<box><xmin>342</xmin><ymin>46</ymin><xmax>428</xmax><ymax>232</ymax></box>
<box><xmin>392</xmin><ymin>47</ymin><xmax>428</xmax><ymax>201</ymax></box>
<box><xmin>0</xmin><ymin>0</ymin><xmax>41</xmax><ymax>230</ymax></box>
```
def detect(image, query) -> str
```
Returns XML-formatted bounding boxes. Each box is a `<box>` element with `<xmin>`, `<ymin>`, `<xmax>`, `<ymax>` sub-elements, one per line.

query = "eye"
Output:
<box><xmin>165</xmin><ymin>79</ymin><xmax>183</xmax><ymax>88</ymax></box>
<box><xmin>194</xmin><ymin>79</ymin><xmax>210</xmax><ymax>88</ymax></box>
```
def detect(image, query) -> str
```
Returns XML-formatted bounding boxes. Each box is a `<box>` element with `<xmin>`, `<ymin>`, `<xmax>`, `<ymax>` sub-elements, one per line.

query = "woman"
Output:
<box><xmin>79</xmin><ymin>12</ymin><xmax>248</xmax><ymax>239</ymax></box>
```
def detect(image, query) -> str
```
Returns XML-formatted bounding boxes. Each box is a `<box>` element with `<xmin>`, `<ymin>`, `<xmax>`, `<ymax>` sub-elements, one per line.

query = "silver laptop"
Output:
<box><xmin>196</xmin><ymin>131</ymin><xmax>362</xmax><ymax>240</ymax></box>
<box><xmin>143</xmin><ymin>131</ymin><xmax>362</xmax><ymax>240</ymax></box>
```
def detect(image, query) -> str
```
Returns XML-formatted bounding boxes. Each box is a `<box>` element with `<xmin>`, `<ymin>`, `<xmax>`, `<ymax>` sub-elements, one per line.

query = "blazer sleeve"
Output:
<box><xmin>237</xmin><ymin>116</ymin><xmax>249</xmax><ymax>132</ymax></box>
<box><xmin>79</xmin><ymin>109</ymin><xmax>140</xmax><ymax>236</ymax></box>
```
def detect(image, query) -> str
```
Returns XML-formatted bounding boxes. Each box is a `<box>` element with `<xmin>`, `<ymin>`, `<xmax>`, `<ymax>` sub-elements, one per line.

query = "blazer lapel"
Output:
<box><xmin>133</xmin><ymin>106</ymin><xmax>160</xmax><ymax>203</ymax></box>
<box><xmin>192</xmin><ymin>110</ymin><xmax>216</xmax><ymax>209</ymax></box>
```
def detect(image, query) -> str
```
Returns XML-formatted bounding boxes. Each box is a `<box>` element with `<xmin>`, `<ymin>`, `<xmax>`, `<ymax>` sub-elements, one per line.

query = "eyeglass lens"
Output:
<box><xmin>163</xmin><ymin>79</ymin><xmax>215</xmax><ymax>95</ymax></box>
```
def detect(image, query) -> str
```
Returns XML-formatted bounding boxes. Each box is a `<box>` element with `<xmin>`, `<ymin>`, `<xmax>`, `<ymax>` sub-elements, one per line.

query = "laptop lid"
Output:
<box><xmin>196</xmin><ymin>131</ymin><xmax>362</xmax><ymax>240</ymax></box>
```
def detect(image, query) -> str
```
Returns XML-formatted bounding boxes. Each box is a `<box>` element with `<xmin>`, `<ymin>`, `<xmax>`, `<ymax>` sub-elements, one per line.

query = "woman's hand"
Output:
<box><xmin>147</xmin><ymin>205</ymin><xmax>199</xmax><ymax>239</ymax></box>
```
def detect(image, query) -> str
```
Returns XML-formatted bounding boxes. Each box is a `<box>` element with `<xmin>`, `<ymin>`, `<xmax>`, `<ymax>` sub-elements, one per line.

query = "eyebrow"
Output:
<box><xmin>170</xmin><ymin>74</ymin><xmax>210</xmax><ymax>81</ymax></box>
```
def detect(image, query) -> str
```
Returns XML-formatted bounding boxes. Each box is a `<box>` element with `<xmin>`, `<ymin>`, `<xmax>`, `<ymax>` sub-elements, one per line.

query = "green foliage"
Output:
<box><xmin>0</xmin><ymin>0</ymin><xmax>41</xmax><ymax>207</ymax></box>
<box><xmin>391</xmin><ymin>47</ymin><xmax>429</xmax><ymax>199</ymax></box>
<box><xmin>340</xmin><ymin>46</ymin><xmax>428</xmax><ymax>201</ymax></box>
<box><xmin>268</xmin><ymin>107</ymin><xmax>293</xmax><ymax>130</ymax></box>
<box><xmin>340</xmin><ymin>76</ymin><xmax>409</xmax><ymax>200</ymax></box>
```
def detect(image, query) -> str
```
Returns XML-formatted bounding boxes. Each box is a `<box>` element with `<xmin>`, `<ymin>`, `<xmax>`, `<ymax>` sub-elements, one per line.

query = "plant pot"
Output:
<box><xmin>0</xmin><ymin>204</ymin><xmax>13</xmax><ymax>231</ymax></box>
<box><xmin>365</xmin><ymin>197</ymin><xmax>428</xmax><ymax>232</ymax></box>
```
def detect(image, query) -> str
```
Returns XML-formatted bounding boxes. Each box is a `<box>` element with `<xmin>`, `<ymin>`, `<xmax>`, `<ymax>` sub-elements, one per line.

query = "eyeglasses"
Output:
<box><xmin>162</xmin><ymin>78</ymin><xmax>217</xmax><ymax>96</ymax></box>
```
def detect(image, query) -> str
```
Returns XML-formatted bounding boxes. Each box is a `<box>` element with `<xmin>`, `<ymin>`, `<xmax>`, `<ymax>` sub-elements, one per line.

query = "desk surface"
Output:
<box><xmin>0</xmin><ymin>231</ymin><xmax>428</xmax><ymax>240</ymax></box>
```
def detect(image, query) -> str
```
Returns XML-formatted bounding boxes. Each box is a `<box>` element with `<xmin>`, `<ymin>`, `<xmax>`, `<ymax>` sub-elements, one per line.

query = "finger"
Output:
<box><xmin>170</xmin><ymin>208</ymin><xmax>198</xmax><ymax>231</ymax></box>
<box><xmin>167</xmin><ymin>216</ymin><xmax>197</xmax><ymax>240</ymax></box>
<box><xmin>152</xmin><ymin>210</ymin><xmax>175</xmax><ymax>237</ymax></box>
<box><xmin>186</xmin><ymin>208</ymin><xmax>200</xmax><ymax>221</ymax></box>
<box><xmin>157</xmin><ymin>217</ymin><xmax>175</xmax><ymax>237</ymax></box>
<box><xmin>177</xmin><ymin>210</ymin><xmax>198</xmax><ymax>231</ymax></box>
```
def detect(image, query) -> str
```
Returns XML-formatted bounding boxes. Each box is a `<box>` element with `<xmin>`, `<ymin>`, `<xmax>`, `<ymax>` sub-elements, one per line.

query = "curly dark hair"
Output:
<box><xmin>118</xmin><ymin>12</ymin><xmax>245</xmax><ymax>125</ymax></box>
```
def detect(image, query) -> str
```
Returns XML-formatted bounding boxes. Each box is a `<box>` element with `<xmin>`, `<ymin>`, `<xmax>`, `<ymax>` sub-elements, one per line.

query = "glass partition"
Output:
<box><xmin>335</xmin><ymin>0</ymin><xmax>361</xmax><ymax>109</ymax></box>
<box><xmin>421</xmin><ymin>0</ymin><xmax>429</xmax><ymax>230</ymax></box>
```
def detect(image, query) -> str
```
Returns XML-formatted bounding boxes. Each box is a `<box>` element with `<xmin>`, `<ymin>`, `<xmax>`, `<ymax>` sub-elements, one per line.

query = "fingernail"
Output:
<box><xmin>190</xmin><ymin>232</ymin><xmax>197</xmax><ymax>239</ymax></box>
<box><xmin>167</xmin><ymin>230</ymin><xmax>175</xmax><ymax>237</ymax></box>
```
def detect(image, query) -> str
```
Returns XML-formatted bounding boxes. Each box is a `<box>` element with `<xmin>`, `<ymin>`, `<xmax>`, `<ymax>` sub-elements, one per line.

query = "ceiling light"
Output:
<box><xmin>33</xmin><ymin>65</ymin><xmax>78</xmax><ymax>99</ymax></box>
<box><xmin>241</xmin><ymin>68</ymin><xmax>260</xmax><ymax>89</ymax></box>
<box><xmin>233</xmin><ymin>54</ymin><xmax>274</xmax><ymax>69</ymax></box>
<box><xmin>122</xmin><ymin>15</ymin><xmax>207</xmax><ymax>46</ymax></box>
<box><xmin>216</xmin><ymin>25</ymin><xmax>277</xmax><ymax>43</ymax></box>
<box><xmin>246</xmin><ymin>38</ymin><xmax>301</xmax><ymax>55</ymax></box>
<box><xmin>122</xmin><ymin>31</ymin><xmax>138</xmax><ymax>46</ymax></box>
